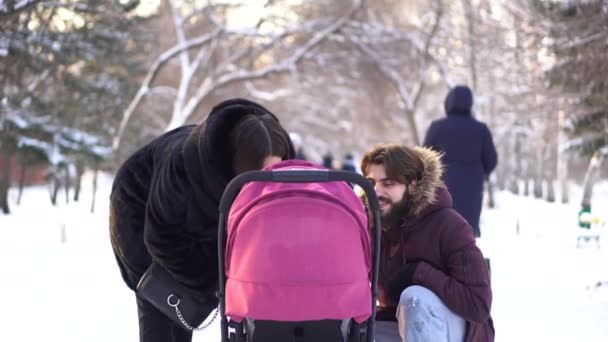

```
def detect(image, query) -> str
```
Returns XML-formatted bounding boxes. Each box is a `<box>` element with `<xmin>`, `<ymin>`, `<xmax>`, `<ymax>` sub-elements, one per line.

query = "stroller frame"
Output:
<box><xmin>218</xmin><ymin>170</ymin><xmax>382</xmax><ymax>342</ymax></box>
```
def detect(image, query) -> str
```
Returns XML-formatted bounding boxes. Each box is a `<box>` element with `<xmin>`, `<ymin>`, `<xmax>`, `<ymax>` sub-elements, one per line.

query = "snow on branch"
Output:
<box><xmin>115</xmin><ymin>0</ymin><xmax>366</xmax><ymax>148</ymax></box>
<box><xmin>214</xmin><ymin>20</ymin><xmax>329</xmax><ymax>72</ymax></box>
<box><xmin>347</xmin><ymin>36</ymin><xmax>415</xmax><ymax>110</ymax></box>
<box><xmin>181</xmin><ymin>2</ymin><xmax>243</xmax><ymax>26</ymax></box>
<box><xmin>245</xmin><ymin>81</ymin><xmax>291</xmax><ymax>101</ymax></box>
<box><xmin>554</xmin><ymin>31</ymin><xmax>605</xmax><ymax>51</ymax></box>
<box><xmin>112</xmin><ymin>31</ymin><xmax>220</xmax><ymax>150</ymax></box>
<box><xmin>172</xmin><ymin>0</ymin><xmax>364</xmax><ymax>129</ymax></box>
<box><xmin>0</xmin><ymin>0</ymin><xmax>40</xmax><ymax>16</ymax></box>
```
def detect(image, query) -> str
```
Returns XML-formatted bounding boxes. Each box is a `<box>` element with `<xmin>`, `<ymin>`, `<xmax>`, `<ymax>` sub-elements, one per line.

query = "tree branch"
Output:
<box><xmin>169</xmin><ymin>0</ymin><xmax>191</xmax><ymax>120</ymax></box>
<box><xmin>0</xmin><ymin>0</ymin><xmax>41</xmax><ymax>17</ymax></box>
<box><xmin>348</xmin><ymin>37</ymin><xmax>415</xmax><ymax>109</ymax></box>
<box><xmin>112</xmin><ymin>32</ymin><xmax>218</xmax><ymax>150</ymax></box>
<box><xmin>174</xmin><ymin>0</ymin><xmax>364</xmax><ymax>128</ymax></box>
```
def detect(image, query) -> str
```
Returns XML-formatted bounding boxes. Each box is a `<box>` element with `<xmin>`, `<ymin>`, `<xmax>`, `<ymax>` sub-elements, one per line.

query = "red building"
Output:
<box><xmin>0</xmin><ymin>156</ymin><xmax>47</xmax><ymax>185</ymax></box>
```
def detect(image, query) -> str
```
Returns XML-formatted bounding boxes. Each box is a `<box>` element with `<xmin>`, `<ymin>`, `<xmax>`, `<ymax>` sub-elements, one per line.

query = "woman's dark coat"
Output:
<box><xmin>109</xmin><ymin>99</ymin><xmax>295</xmax><ymax>297</ymax></box>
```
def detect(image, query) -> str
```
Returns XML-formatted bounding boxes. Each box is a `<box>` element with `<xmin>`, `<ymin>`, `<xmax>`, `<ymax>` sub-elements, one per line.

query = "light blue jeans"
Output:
<box><xmin>375</xmin><ymin>286</ymin><xmax>466</xmax><ymax>342</ymax></box>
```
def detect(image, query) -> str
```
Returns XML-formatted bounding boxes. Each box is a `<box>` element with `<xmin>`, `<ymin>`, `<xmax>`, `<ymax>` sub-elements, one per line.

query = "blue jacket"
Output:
<box><xmin>423</xmin><ymin>86</ymin><xmax>497</xmax><ymax>236</ymax></box>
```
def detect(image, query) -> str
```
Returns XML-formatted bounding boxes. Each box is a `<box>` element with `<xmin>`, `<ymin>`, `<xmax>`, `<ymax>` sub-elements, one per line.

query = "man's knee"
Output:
<box><xmin>398</xmin><ymin>285</ymin><xmax>452</xmax><ymax>322</ymax></box>
<box><xmin>399</xmin><ymin>285</ymin><xmax>440</xmax><ymax>309</ymax></box>
<box><xmin>397</xmin><ymin>286</ymin><xmax>466</xmax><ymax>341</ymax></box>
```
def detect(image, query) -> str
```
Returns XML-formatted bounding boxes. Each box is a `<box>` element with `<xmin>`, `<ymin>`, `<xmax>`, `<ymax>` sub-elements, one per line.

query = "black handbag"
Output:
<box><xmin>136</xmin><ymin>261</ymin><xmax>219</xmax><ymax>331</ymax></box>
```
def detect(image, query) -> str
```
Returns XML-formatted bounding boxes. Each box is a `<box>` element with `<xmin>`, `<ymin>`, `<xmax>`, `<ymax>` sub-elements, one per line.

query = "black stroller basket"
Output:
<box><xmin>218</xmin><ymin>170</ymin><xmax>382</xmax><ymax>342</ymax></box>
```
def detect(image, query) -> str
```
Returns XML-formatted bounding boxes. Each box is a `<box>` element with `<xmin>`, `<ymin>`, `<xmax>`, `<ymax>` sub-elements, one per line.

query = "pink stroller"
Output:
<box><xmin>217</xmin><ymin>160</ymin><xmax>382</xmax><ymax>342</ymax></box>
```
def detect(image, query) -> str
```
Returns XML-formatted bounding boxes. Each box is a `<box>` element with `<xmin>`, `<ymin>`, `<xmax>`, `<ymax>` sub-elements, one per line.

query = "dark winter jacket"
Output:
<box><xmin>423</xmin><ymin>86</ymin><xmax>497</xmax><ymax>237</ymax></box>
<box><xmin>376</xmin><ymin>146</ymin><xmax>494</xmax><ymax>342</ymax></box>
<box><xmin>341</xmin><ymin>155</ymin><xmax>357</xmax><ymax>173</ymax></box>
<box><xmin>322</xmin><ymin>153</ymin><xmax>334</xmax><ymax>169</ymax></box>
<box><xmin>109</xmin><ymin>99</ymin><xmax>295</xmax><ymax>297</ymax></box>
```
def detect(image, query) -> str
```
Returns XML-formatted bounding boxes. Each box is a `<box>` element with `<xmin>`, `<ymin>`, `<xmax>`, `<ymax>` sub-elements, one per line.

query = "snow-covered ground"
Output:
<box><xmin>1</xmin><ymin>174</ymin><xmax>607</xmax><ymax>342</ymax></box>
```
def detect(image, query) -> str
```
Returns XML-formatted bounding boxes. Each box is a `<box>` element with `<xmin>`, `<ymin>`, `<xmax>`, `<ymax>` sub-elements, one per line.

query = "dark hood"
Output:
<box><xmin>182</xmin><ymin>98</ymin><xmax>295</xmax><ymax>207</ymax></box>
<box><xmin>444</xmin><ymin>85</ymin><xmax>473</xmax><ymax>116</ymax></box>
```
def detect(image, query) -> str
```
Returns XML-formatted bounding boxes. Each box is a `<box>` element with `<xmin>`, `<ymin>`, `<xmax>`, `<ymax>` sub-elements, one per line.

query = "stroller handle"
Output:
<box><xmin>218</xmin><ymin>170</ymin><xmax>381</xmax><ymax>342</ymax></box>
<box><xmin>219</xmin><ymin>170</ymin><xmax>380</xmax><ymax>213</ymax></box>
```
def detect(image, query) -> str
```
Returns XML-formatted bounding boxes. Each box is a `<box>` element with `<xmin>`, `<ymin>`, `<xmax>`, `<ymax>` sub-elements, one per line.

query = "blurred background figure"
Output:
<box><xmin>341</xmin><ymin>153</ymin><xmax>357</xmax><ymax>173</ymax></box>
<box><xmin>340</xmin><ymin>153</ymin><xmax>358</xmax><ymax>189</ymax></box>
<box><xmin>322</xmin><ymin>152</ymin><xmax>335</xmax><ymax>169</ymax></box>
<box><xmin>289</xmin><ymin>132</ymin><xmax>308</xmax><ymax>161</ymax></box>
<box><xmin>423</xmin><ymin>85</ymin><xmax>497</xmax><ymax>238</ymax></box>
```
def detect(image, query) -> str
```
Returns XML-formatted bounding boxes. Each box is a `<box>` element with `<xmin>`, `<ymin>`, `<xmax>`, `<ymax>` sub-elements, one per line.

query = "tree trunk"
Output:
<box><xmin>508</xmin><ymin>150</ymin><xmax>519</xmax><ymax>193</ymax></box>
<box><xmin>557</xmin><ymin>109</ymin><xmax>569</xmax><ymax>203</ymax></box>
<box><xmin>506</xmin><ymin>135</ymin><xmax>521</xmax><ymax>195</ymax></box>
<box><xmin>533</xmin><ymin>177</ymin><xmax>543</xmax><ymax>198</ymax></box>
<box><xmin>405</xmin><ymin>109</ymin><xmax>420</xmax><ymax>145</ymax></box>
<box><xmin>523</xmin><ymin>160</ymin><xmax>530</xmax><ymax>196</ymax></box>
<box><xmin>461</xmin><ymin>0</ymin><xmax>478</xmax><ymax>89</ymax></box>
<box><xmin>546</xmin><ymin>177</ymin><xmax>555</xmax><ymax>202</ymax></box>
<box><xmin>90</xmin><ymin>167</ymin><xmax>98</xmax><ymax>213</ymax></box>
<box><xmin>0</xmin><ymin>152</ymin><xmax>11</xmax><ymax>214</ymax></box>
<box><xmin>16</xmin><ymin>163</ymin><xmax>26</xmax><ymax>205</ymax></box>
<box><xmin>496</xmin><ymin>166</ymin><xmax>506</xmax><ymax>191</ymax></box>
<box><xmin>560</xmin><ymin>171</ymin><xmax>569</xmax><ymax>204</ymax></box>
<box><xmin>50</xmin><ymin>177</ymin><xmax>60</xmax><ymax>206</ymax></box>
<box><xmin>581</xmin><ymin>151</ymin><xmax>602</xmax><ymax>207</ymax></box>
<box><xmin>509</xmin><ymin>134</ymin><xmax>522</xmax><ymax>194</ymax></box>
<box><xmin>486</xmin><ymin>178</ymin><xmax>496</xmax><ymax>208</ymax></box>
<box><xmin>73</xmin><ymin>163</ymin><xmax>84</xmax><ymax>202</ymax></box>
<box><xmin>545</xmin><ymin>134</ymin><xmax>556</xmax><ymax>203</ymax></box>
<box><xmin>508</xmin><ymin>177</ymin><xmax>519</xmax><ymax>194</ymax></box>
<box><xmin>48</xmin><ymin>168</ymin><xmax>60</xmax><ymax>206</ymax></box>
<box><xmin>533</xmin><ymin>147</ymin><xmax>544</xmax><ymax>199</ymax></box>
<box><xmin>64</xmin><ymin>165</ymin><xmax>70</xmax><ymax>205</ymax></box>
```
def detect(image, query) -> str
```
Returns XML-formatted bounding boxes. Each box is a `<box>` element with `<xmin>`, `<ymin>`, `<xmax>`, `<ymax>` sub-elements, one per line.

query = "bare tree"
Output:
<box><xmin>347</xmin><ymin>0</ymin><xmax>446</xmax><ymax>145</ymax></box>
<box><xmin>581</xmin><ymin>151</ymin><xmax>603</xmax><ymax>206</ymax></box>
<box><xmin>113</xmin><ymin>0</ymin><xmax>365</xmax><ymax>150</ymax></box>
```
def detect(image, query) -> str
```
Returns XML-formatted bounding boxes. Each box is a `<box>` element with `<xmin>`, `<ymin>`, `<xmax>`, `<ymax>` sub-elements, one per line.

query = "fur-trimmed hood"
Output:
<box><xmin>407</xmin><ymin>146</ymin><xmax>447</xmax><ymax>217</ymax></box>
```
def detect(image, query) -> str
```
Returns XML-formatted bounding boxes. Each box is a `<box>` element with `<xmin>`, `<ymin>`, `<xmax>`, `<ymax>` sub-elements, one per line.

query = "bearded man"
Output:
<box><xmin>361</xmin><ymin>144</ymin><xmax>494</xmax><ymax>342</ymax></box>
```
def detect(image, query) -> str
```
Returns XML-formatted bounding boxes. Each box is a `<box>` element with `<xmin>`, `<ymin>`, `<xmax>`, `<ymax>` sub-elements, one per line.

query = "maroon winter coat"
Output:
<box><xmin>376</xmin><ymin>147</ymin><xmax>494</xmax><ymax>342</ymax></box>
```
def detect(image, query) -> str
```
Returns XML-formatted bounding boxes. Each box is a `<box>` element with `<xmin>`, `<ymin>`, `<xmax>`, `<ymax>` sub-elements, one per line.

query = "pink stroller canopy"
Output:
<box><xmin>225</xmin><ymin>160</ymin><xmax>372</xmax><ymax>323</ymax></box>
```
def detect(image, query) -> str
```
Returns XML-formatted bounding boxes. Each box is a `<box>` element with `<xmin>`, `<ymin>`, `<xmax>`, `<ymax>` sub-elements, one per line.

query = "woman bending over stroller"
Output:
<box><xmin>109</xmin><ymin>98</ymin><xmax>295</xmax><ymax>342</ymax></box>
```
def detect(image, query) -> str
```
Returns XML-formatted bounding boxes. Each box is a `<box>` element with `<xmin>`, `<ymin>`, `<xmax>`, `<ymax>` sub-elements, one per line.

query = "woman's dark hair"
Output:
<box><xmin>229</xmin><ymin>114</ymin><xmax>292</xmax><ymax>174</ymax></box>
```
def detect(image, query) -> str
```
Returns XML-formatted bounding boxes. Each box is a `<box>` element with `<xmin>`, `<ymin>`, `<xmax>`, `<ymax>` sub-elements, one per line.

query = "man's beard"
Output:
<box><xmin>379</xmin><ymin>192</ymin><xmax>411</xmax><ymax>232</ymax></box>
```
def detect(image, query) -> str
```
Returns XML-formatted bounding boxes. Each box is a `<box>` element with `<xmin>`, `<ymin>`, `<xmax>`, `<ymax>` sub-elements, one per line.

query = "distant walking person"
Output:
<box><xmin>423</xmin><ymin>85</ymin><xmax>497</xmax><ymax>237</ymax></box>
<box><xmin>341</xmin><ymin>153</ymin><xmax>358</xmax><ymax>189</ymax></box>
<box><xmin>341</xmin><ymin>153</ymin><xmax>358</xmax><ymax>173</ymax></box>
<box><xmin>322</xmin><ymin>152</ymin><xmax>335</xmax><ymax>169</ymax></box>
<box><xmin>289</xmin><ymin>132</ymin><xmax>308</xmax><ymax>160</ymax></box>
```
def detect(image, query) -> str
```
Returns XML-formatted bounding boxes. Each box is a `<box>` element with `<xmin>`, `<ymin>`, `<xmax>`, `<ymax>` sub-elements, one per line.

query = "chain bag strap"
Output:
<box><xmin>167</xmin><ymin>294</ymin><xmax>219</xmax><ymax>331</ymax></box>
<box><xmin>137</xmin><ymin>261</ymin><xmax>219</xmax><ymax>332</ymax></box>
